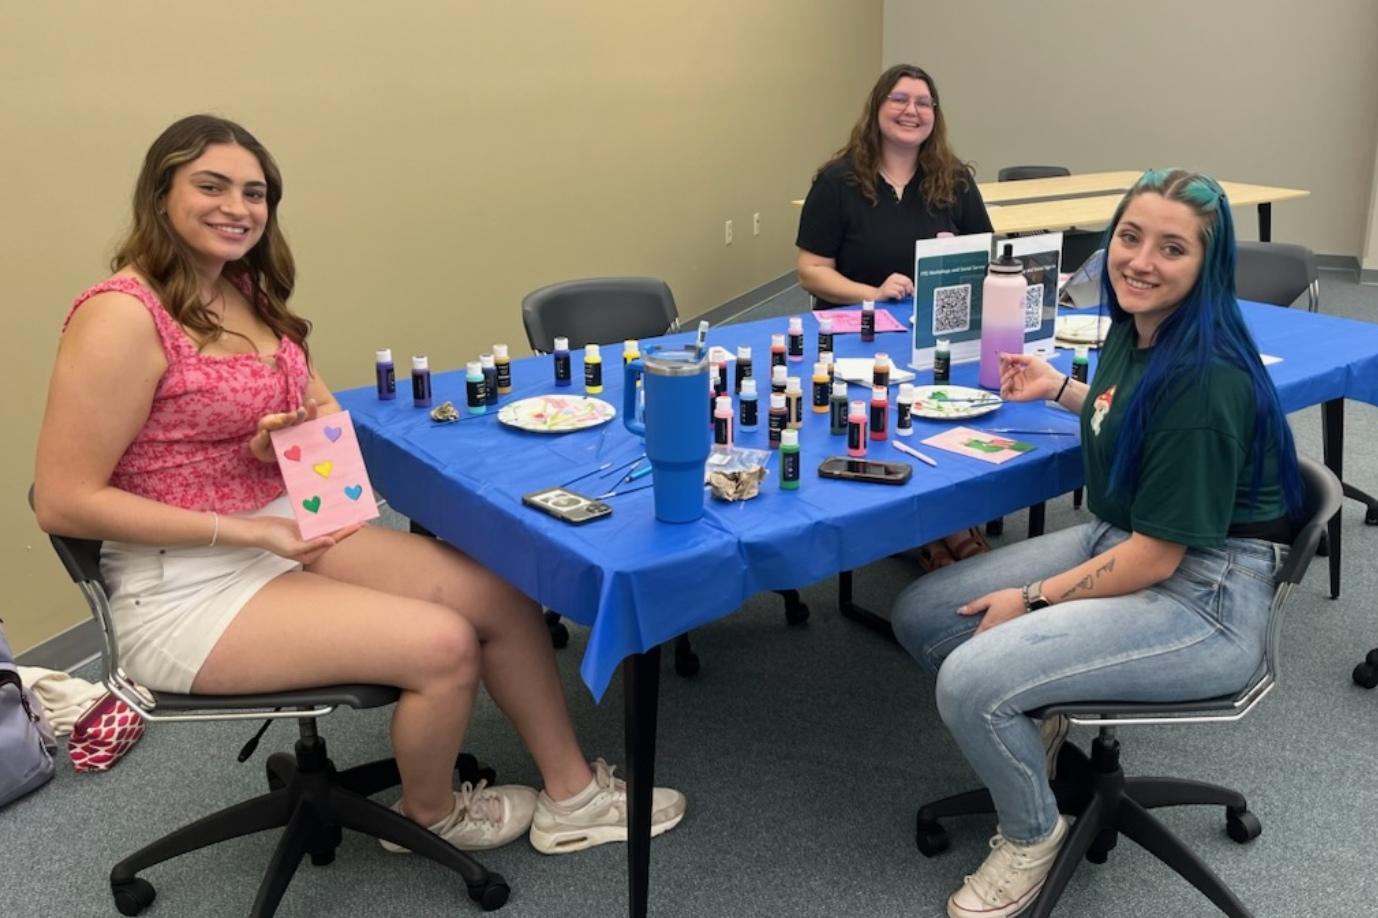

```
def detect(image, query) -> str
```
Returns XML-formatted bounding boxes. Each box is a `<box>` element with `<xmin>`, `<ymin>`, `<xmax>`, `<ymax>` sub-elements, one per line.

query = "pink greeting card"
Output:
<box><xmin>270</xmin><ymin>410</ymin><xmax>380</xmax><ymax>539</ymax></box>
<box><xmin>811</xmin><ymin>307</ymin><xmax>908</xmax><ymax>334</ymax></box>
<box><xmin>921</xmin><ymin>427</ymin><xmax>1035</xmax><ymax>465</ymax></box>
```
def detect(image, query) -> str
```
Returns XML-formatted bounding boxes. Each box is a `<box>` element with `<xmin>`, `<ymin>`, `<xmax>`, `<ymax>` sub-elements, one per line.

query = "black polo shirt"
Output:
<box><xmin>796</xmin><ymin>159</ymin><xmax>994</xmax><ymax>304</ymax></box>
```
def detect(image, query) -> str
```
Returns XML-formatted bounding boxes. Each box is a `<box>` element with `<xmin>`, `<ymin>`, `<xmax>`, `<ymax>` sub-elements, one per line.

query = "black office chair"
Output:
<box><xmin>997</xmin><ymin>165</ymin><xmax>1071</xmax><ymax>182</ymax></box>
<box><xmin>34</xmin><ymin>492</ymin><xmax>509</xmax><ymax>917</ymax></box>
<box><xmin>913</xmin><ymin>456</ymin><xmax>1342</xmax><ymax>918</ymax></box>
<box><xmin>517</xmin><ymin>276</ymin><xmax>809</xmax><ymax>676</ymax></box>
<box><xmin>997</xmin><ymin>165</ymin><xmax>1102</xmax><ymax>285</ymax></box>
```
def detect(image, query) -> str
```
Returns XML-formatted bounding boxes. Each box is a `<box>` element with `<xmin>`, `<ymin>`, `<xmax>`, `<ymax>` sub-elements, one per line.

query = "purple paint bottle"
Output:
<box><xmin>411</xmin><ymin>355</ymin><xmax>432</xmax><ymax>408</ymax></box>
<box><xmin>375</xmin><ymin>347</ymin><xmax>396</xmax><ymax>400</ymax></box>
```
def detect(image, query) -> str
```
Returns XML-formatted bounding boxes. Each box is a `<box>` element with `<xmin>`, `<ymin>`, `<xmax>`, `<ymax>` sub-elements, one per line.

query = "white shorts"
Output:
<box><xmin>100</xmin><ymin>495</ymin><xmax>303</xmax><ymax>693</ymax></box>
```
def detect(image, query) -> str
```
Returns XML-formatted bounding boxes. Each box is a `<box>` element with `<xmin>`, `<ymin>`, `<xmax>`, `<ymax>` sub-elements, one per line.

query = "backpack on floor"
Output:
<box><xmin>1</xmin><ymin>620</ymin><xmax>56</xmax><ymax>808</ymax></box>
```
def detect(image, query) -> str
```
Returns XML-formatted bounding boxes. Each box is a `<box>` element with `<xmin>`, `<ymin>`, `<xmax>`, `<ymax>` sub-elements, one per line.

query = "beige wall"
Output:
<box><xmin>883</xmin><ymin>0</ymin><xmax>1378</xmax><ymax>256</ymax></box>
<box><xmin>2</xmin><ymin>1</ymin><xmax>883</xmax><ymax>652</ymax></box>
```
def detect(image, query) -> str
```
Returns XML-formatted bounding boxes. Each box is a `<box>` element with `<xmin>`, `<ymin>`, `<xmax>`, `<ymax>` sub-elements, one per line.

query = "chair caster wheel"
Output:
<box><xmin>112</xmin><ymin>878</ymin><xmax>156</xmax><ymax>916</ymax></box>
<box><xmin>1365</xmin><ymin>507</ymin><xmax>1378</xmax><ymax>526</ymax></box>
<box><xmin>915</xmin><ymin>820</ymin><xmax>949</xmax><ymax>857</ymax></box>
<box><xmin>1352</xmin><ymin>662</ymin><xmax>1378</xmax><ymax>689</ymax></box>
<box><xmin>785</xmin><ymin>601</ymin><xmax>810</xmax><ymax>625</ymax></box>
<box><xmin>674</xmin><ymin>648</ymin><xmax>701</xmax><ymax>677</ymax></box>
<box><xmin>1365</xmin><ymin>649</ymin><xmax>1378</xmax><ymax>668</ymax></box>
<box><xmin>1226</xmin><ymin>808</ymin><xmax>1262</xmax><ymax>843</ymax></box>
<box><xmin>469</xmin><ymin>873</ymin><xmax>510</xmax><ymax>911</ymax></box>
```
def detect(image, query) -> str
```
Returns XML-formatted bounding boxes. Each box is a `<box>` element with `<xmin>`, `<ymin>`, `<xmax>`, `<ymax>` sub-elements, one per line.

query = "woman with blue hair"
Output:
<box><xmin>890</xmin><ymin>169</ymin><xmax>1301</xmax><ymax>918</ymax></box>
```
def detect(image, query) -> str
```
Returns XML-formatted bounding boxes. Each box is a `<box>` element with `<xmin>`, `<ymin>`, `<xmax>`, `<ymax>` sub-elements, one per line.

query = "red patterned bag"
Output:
<box><xmin>68</xmin><ymin>692</ymin><xmax>144</xmax><ymax>772</ymax></box>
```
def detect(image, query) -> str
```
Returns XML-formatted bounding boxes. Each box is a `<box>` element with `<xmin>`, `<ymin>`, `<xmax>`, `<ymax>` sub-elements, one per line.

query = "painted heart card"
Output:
<box><xmin>270</xmin><ymin>410</ymin><xmax>379</xmax><ymax>540</ymax></box>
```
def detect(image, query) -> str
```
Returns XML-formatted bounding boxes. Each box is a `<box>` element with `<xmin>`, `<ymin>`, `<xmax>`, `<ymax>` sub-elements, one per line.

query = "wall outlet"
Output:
<box><xmin>753</xmin><ymin>212</ymin><xmax>761</xmax><ymax>236</ymax></box>
<box><xmin>724</xmin><ymin>219</ymin><xmax>733</xmax><ymax>245</ymax></box>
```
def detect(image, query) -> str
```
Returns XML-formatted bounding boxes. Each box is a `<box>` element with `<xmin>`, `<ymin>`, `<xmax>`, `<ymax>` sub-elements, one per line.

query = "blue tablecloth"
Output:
<box><xmin>338</xmin><ymin>300</ymin><xmax>1378</xmax><ymax>700</ymax></box>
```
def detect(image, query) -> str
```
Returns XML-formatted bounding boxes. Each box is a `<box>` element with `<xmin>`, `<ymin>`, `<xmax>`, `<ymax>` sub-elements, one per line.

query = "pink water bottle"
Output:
<box><xmin>979</xmin><ymin>243</ymin><xmax>1027</xmax><ymax>390</ymax></box>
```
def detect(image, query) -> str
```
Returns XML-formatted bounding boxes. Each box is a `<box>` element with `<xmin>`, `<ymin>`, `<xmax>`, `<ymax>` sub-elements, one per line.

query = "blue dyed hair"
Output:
<box><xmin>1097</xmin><ymin>169</ymin><xmax>1302</xmax><ymax>516</ymax></box>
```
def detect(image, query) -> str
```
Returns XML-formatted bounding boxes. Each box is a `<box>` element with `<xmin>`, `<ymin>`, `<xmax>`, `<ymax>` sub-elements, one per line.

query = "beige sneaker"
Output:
<box><xmin>1038</xmin><ymin>714</ymin><xmax>1070</xmax><ymax>781</ymax></box>
<box><xmin>947</xmin><ymin>816</ymin><xmax>1068</xmax><ymax>918</ymax></box>
<box><xmin>379</xmin><ymin>780</ymin><xmax>537</xmax><ymax>853</ymax></box>
<box><xmin>529</xmin><ymin>758</ymin><xmax>686</xmax><ymax>854</ymax></box>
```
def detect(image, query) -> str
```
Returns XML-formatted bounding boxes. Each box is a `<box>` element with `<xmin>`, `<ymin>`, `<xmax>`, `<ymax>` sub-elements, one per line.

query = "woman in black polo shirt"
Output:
<box><xmin>890</xmin><ymin>170</ymin><xmax>1302</xmax><ymax>918</ymax></box>
<box><xmin>796</xmin><ymin>63</ymin><xmax>993</xmax><ymax>306</ymax></box>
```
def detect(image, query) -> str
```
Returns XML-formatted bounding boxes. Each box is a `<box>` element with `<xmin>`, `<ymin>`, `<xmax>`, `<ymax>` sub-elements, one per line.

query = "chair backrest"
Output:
<box><xmin>1234</xmin><ymin>241</ymin><xmax>1319</xmax><ymax>312</ymax></box>
<box><xmin>997</xmin><ymin>165</ymin><xmax>1071</xmax><ymax>182</ymax></box>
<box><xmin>520</xmin><ymin>277</ymin><xmax>680</xmax><ymax>354</ymax></box>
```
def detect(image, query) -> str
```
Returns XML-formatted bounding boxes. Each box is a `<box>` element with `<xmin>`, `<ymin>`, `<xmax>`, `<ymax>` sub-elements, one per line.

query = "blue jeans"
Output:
<box><xmin>891</xmin><ymin>519</ymin><xmax>1284</xmax><ymax>845</ymax></box>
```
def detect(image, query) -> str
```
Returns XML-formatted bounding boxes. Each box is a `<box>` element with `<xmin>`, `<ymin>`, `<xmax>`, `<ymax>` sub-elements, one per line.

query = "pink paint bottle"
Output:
<box><xmin>847</xmin><ymin>400</ymin><xmax>867</xmax><ymax>457</ymax></box>
<box><xmin>714</xmin><ymin>395</ymin><xmax>733</xmax><ymax>446</ymax></box>
<box><xmin>979</xmin><ymin>243</ymin><xmax>1027</xmax><ymax>390</ymax></box>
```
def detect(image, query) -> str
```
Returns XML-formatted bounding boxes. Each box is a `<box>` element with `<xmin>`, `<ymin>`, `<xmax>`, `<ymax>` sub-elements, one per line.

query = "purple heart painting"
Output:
<box><xmin>324</xmin><ymin>425</ymin><xmax>343</xmax><ymax>443</ymax></box>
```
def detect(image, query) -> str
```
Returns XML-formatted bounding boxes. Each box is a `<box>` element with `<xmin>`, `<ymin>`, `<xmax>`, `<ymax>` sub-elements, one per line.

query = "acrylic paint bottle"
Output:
<box><xmin>768</xmin><ymin>392</ymin><xmax>787</xmax><ymax>449</ymax></box>
<box><xmin>780</xmin><ymin>429</ymin><xmax>801</xmax><ymax>491</ymax></box>
<box><xmin>714</xmin><ymin>395</ymin><xmax>733</xmax><ymax>446</ymax></box>
<box><xmin>1072</xmin><ymin>345</ymin><xmax>1090</xmax><ymax>385</ymax></box>
<box><xmin>873</xmin><ymin>352</ymin><xmax>891</xmax><ymax>388</ymax></box>
<box><xmin>787</xmin><ymin>315</ymin><xmax>805</xmax><ymax>363</ymax></box>
<box><xmin>847</xmin><ymin>400</ymin><xmax>868</xmax><ymax>457</ymax></box>
<box><xmin>411</xmin><ymin>355</ymin><xmax>432</xmax><ymax>408</ymax></box>
<box><xmin>869</xmin><ymin>385</ymin><xmax>888</xmax><ymax>441</ymax></box>
<box><xmin>979</xmin><ymin>243</ymin><xmax>1027</xmax><ymax>389</ymax></box>
<box><xmin>771</xmin><ymin>333</ymin><xmax>787</xmax><ymax>369</ymax></box>
<box><xmin>735</xmin><ymin>346</ymin><xmax>752</xmax><ymax>393</ymax></box>
<box><xmin>817</xmin><ymin>317</ymin><xmax>834</xmax><ymax>355</ymax></box>
<box><xmin>933</xmin><ymin>338</ymin><xmax>952</xmax><ymax>384</ymax></box>
<box><xmin>553</xmin><ymin>336</ymin><xmax>572</xmax><ymax>387</ymax></box>
<box><xmin>785</xmin><ymin>377</ymin><xmax>804</xmax><ymax>429</ymax></box>
<box><xmin>708</xmin><ymin>374</ymin><xmax>718</xmax><ymax>425</ymax></box>
<box><xmin>493</xmin><ymin>344</ymin><xmax>512</xmax><ymax>395</ymax></box>
<box><xmin>896</xmin><ymin>383</ymin><xmax>915</xmax><ymax>437</ymax></box>
<box><xmin>464</xmin><ymin>360</ymin><xmax>486</xmax><ymax>414</ymax></box>
<box><xmin>811</xmin><ymin>362</ymin><xmax>830</xmax><ymax>414</ymax></box>
<box><xmin>480</xmin><ymin>353</ymin><xmax>499</xmax><ymax>405</ymax></box>
<box><xmin>861</xmin><ymin>300</ymin><xmax>876</xmax><ymax>343</ymax></box>
<box><xmin>820</xmin><ymin>350</ymin><xmax>835</xmax><ymax>384</ymax></box>
<box><xmin>584</xmin><ymin>343</ymin><xmax>603</xmax><ymax>394</ymax></box>
<box><xmin>739</xmin><ymin>377</ymin><xmax>759</xmax><ymax>432</ymax></box>
<box><xmin>829</xmin><ymin>380</ymin><xmax>849</xmax><ymax>435</ymax></box>
<box><xmin>623</xmin><ymin>338</ymin><xmax>640</xmax><ymax>367</ymax></box>
<box><xmin>771</xmin><ymin>364</ymin><xmax>788</xmax><ymax>395</ymax></box>
<box><xmin>713</xmin><ymin>356</ymin><xmax>729</xmax><ymax>396</ymax></box>
<box><xmin>375</xmin><ymin>348</ymin><xmax>396</xmax><ymax>400</ymax></box>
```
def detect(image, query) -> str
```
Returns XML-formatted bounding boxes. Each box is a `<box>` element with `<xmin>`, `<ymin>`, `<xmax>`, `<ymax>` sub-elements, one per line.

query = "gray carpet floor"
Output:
<box><xmin>6</xmin><ymin>271</ymin><xmax>1377</xmax><ymax>918</ymax></box>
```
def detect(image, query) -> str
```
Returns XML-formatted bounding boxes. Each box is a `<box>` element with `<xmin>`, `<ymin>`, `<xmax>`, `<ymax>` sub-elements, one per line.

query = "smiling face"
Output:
<box><xmin>161</xmin><ymin>143</ymin><xmax>269</xmax><ymax>273</ymax></box>
<box><xmin>1107</xmin><ymin>192</ymin><xmax>1207</xmax><ymax>344</ymax></box>
<box><xmin>876</xmin><ymin>76</ymin><xmax>935</xmax><ymax>152</ymax></box>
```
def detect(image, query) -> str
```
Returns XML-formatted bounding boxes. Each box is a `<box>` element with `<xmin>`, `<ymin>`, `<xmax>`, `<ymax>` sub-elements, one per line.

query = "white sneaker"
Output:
<box><xmin>379</xmin><ymin>780</ymin><xmax>537</xmax><ymax>853</ymax></box>
<box><xmin>1038</xmin><ymin>714</ymin><xmax>1070</xmax><ymax>781</ymax></box>
<box><xmin>947</xmin><ymin>816</ymin><xmax>1068</xmax><ymax>918</ymax></box>
<box><xmin>529</xmin><ymin>758</ymin><xmax>686</xmax><ymax>854</ymax></box>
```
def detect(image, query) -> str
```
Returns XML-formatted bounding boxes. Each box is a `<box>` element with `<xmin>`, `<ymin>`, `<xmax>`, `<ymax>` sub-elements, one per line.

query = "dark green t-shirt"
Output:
<box><xmin>1081</xmin><ymin>320</ymin><xmax>1284</xmax><ymax>547</ymax></box>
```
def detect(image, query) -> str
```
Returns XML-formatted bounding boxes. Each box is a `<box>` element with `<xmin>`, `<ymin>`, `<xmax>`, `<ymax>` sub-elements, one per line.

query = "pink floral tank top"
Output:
<box><xmin>64</xmin><ymin>276</ymin><xmax>311</xmax><ymax>513</ymax></box>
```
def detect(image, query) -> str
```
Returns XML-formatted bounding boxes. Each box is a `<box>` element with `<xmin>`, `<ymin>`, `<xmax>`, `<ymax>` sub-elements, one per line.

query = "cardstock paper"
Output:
<box><xmin>812</xmin><ymin>308</ymin><xmax>908</xmax><ymax>334</ymax></box>
<box><xmin>921</xmin><ymin>426</ymin><xmax>1035</xmax><ymax>465</ymax></box>
<box><xmin>270</xmin><ymin>410</ymin><xmax>379</xmax><ymax>539</ymax></box>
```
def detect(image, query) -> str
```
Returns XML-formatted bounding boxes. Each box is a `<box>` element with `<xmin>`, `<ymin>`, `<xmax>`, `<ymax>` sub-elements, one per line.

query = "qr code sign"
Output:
<box><xmin>1023</xmin><ymin>283</ymin><xmax>1044</xmax><ymax>331</ymax></box>
<box><xmin>932</xmin><ymin>283</ymin><xmax>972</xmax><ymax>335</ymax></box>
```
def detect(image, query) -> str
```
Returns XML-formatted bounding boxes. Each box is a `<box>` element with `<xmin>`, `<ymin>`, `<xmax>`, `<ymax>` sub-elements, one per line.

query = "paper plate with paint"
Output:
<box><xmin>498</xmin><ymin>395</ymin><xmax>616</xmax><ymax>433</ymax></box>
<box><xmin>1055</xmin><ymin>314</ymin><xmax>1112</xmax><ymax>346</ymax></box>
<box><xmin>910</xmin><ymin>385</ymin><xmax>1003</xmax><ymax>420</ymax></box>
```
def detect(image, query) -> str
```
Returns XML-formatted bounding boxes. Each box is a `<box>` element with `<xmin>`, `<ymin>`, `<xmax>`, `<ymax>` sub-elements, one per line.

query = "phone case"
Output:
<box><xmin>817</xmin><ymin>458</ymin><xmax>912</xmax><ymax>485</ymax></box>
<box><xmin>521</xmin><ymin>488</ymin><xmax>613</xmax><ymax>524</ymax></box>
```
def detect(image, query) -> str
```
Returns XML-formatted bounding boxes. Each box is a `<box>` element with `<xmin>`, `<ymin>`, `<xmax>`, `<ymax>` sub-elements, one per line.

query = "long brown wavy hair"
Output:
<box><xmin>111</xmin><ymin>114</ymin><xmax>310</xmax><ymax>360</ymax></box>
<box><xmin>816</xmin><ymin>64</ymin><xmax>974</xmax><ymax>210</ymax></box>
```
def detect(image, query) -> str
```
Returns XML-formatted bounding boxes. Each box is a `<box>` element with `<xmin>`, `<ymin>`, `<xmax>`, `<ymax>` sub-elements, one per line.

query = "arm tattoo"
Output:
<box><xmin>1058</xmin><ymin>557</ymin><xmax>1117</xmax><ymax>600</ymax></box>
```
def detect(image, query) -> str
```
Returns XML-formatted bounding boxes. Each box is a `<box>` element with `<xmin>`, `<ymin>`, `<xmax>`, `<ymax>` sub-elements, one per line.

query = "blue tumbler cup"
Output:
<box><xmin>623</xmin><ymin>347</ymin><xmax>711</xmax><ymax>523</ymax></box>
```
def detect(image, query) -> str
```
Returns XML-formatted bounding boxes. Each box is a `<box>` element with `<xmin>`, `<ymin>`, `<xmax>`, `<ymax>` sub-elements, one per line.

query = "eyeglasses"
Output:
<box><xmin>885</xmin><ymin>93</ymin><xmax>936</xmax><ymax>111</ymax></box>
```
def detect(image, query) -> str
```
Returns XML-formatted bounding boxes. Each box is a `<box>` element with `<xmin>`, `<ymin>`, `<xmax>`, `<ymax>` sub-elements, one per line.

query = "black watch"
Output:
<box><xmin>1022</xmin><ymin>580</ymin><xmax>1052</xmax><ymax>612</ymax></box>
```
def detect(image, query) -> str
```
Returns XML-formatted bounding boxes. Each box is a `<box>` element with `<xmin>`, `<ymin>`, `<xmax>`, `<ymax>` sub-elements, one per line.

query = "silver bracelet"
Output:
<box><xmin>209</xmin><ymin>511</ymin><xmax>220</xmax><ymax>548</ymax></box>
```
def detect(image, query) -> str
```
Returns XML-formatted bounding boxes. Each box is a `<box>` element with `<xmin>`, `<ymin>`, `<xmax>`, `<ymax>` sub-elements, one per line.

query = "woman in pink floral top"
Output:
<box><xmin>34</xmin><ymin>115</ymin><xmax>684</xmax><ymax>854</ymax></box>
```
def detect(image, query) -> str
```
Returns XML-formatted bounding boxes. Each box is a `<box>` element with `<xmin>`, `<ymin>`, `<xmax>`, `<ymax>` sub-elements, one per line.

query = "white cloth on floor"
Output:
<box><xmin>17</xmin><ymin>667</ymin><xmax>106</xmax><ymax>736</ymax></box>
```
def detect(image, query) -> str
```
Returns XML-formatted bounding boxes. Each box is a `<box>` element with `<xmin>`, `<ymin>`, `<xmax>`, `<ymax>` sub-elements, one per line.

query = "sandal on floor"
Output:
<box><xmin>917</xmin><ymin>538</ymin><xmax>957</xmax><ymax>573</ymax></box>
<box><xmin>942</xmin><ymin>527</ymin><xmax>991</xmax><ymax>561</ymax></box>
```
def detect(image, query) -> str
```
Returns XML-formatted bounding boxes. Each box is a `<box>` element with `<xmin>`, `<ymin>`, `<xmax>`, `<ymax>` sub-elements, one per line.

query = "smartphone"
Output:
<box><xmin>521</xmin><ymin>487</ymin><xmax>613</xmax><ymax>524</ymax></box>
<box><xmin>817</xmin><ymin>456</ymin><xmax>912</xmax><ymax>485</ymax></box>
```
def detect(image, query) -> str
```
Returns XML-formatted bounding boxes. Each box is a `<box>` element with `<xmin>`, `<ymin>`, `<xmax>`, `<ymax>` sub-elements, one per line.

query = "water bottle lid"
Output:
<box><xmin>741</xmin><ymin>378</ymin><xmax>758</xmax><ymax>396</ymax></box>
<box><xmin>554</xmin><ymin>336</ymin><xmax>569</xmax><ymax>351</ymax></box>
<box><xmin>493</xmin><ymin>344</ymin><xmax>508</xmax><ymax>358</ymax></box>
<box><xmin>413</xmin><ymin>355</ymin><xmax>429</xmax><ymax>371</ymax></box>
<box><xmin>989</xmin><ymin>242</ymin><xmax>1024</xmax><ymax>274</ymax></box>
<box><xmin>781</xmin><ymin>429</ymin><xmax>798</xmax><ymax>447</ymax></box>
<box><xmin>376</xmin><ymin>347</ymin><xmax>393</xmax><ymax>363</ymax></box>
<box><xmin>465</xmin><ymin>360</ymin><xmax>481</xmax><ymax>375</ymax></box>
<box><xmin>585</xmin><ymin>343</ymin><xmax>600</xmax><ymax>358</ymax></box>
<box><xmin>480</xmin><ymin>353</ymin><xmax>495</xmax><ymax>367</ymax></box>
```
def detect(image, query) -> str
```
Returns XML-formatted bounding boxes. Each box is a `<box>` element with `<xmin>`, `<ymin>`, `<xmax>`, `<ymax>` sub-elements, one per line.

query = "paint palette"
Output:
<box><xmin>497</xmin><ymin>395</ymin><xmax>616</xmax><ymax>433</ymax></box>
<box><xmin>909</xmin><ymin>385</ymin><xmax>1003</xmax><ymax>420</ymax></box>
<box><xmin>270</xmin><ymin>410</ymin><xmax>380</xmax><ymax>539</ymax></box>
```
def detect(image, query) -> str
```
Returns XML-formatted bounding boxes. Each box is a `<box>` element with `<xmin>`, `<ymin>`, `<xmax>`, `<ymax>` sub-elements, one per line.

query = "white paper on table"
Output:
<box><xmin>833</xmin><ymin>357</ymin><xmax>916</xmax><ymax>386</ymax></box>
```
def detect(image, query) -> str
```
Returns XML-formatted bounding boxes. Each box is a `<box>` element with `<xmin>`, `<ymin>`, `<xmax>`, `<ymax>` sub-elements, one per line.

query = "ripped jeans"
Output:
<box><xmin>890</xmin><ymin>518</ymin><xmax>1284</xmax><ymax>844</ymax></box>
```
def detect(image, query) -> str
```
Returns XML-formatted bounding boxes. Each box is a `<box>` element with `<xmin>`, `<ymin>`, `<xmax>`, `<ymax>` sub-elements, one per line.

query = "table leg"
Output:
<box><xmin>838</xmin><ymin>570</ymin><xmax>897</xmax><ymax>641</ymax></box>
<box><xmin>624</xmin><ymin>646</ymin><xmax>661</xmax><ymax>918</ymax></box>
<box><xmin>1321</xmin><ymin>398</ymin><xmax>1344</xmax><ymax>599</ymax></box>
<box><xmin>1028</xmin><ymin>501</ymin><xmax>1047</xmax><ymax>538</ymax></box>
<box><xmin>1258</xmin><ymin>203</ymin><xmax>1272</xmax><ymax>243</ymax></box>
